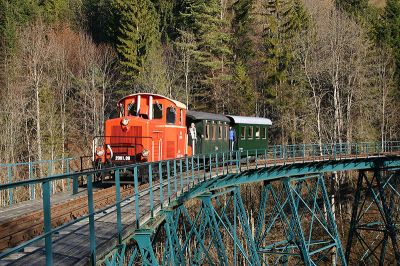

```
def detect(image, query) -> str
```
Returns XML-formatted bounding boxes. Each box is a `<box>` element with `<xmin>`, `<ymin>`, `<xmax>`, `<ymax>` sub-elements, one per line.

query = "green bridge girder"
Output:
<box><xmin>104</xmin><ymin>156</ymin><xmax>400</xmax><ymax>265</ymax></box>
<box><xmin>1</xmin><ymin>142</ymin><xmax>400</xmax><ymax>265</ymax></box>
<box><xmin>179</xmin><ymin>156</ymin><xmax>400</xmax><ymax>202</ymax></box>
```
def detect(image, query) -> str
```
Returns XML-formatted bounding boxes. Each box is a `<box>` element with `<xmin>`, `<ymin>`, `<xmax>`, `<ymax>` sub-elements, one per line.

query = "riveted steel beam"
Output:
<box><xmin>345</xmin><ymin>169</ymin><xmax>400</xmax><ymax>264</ymax></box>
<box><xmin>132</xmin><ymin>229</ymin><xmax>159</xmax><ymax>266</ymax></box>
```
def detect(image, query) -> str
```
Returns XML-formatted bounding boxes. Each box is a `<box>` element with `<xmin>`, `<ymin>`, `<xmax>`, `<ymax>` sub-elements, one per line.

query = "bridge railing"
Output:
<box><xmin>0</xmin><ymin>141</ymin><xmax>399</xmax><ymax>264</ymax></box>
<box><xmin>235</xmin><ymin>141</ymin><xmax>400</xmax><ymax>171</ymax></box>
<box><xmin>268</xmin><ymin>141</ymin><xmax>400</xmax><ymax>162</ymax></box>
<box><xmin>0</xmin><ymin>157</ymin><xmax>79</xmax><ymax>207</ymax></box>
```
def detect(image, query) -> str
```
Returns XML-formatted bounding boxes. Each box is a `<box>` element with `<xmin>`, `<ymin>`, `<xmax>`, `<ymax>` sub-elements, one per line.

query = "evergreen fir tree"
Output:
<box><xmin>232</xmin><ymin>0</ymin><xmax>254</xmax><ymax>64</ymax></box>
<box><xmin>231</xmin><ymin>61</ymin><xmax>255</xmax><ymax>115</ymax></box>
<box><xmin>0</xmin><ymin>0</ymin><xmax>41</xmax><ymax>53</ymax></box>
<box><xmin>177</xmin><ymin>0</ymin><xmax>232</xmax><ymax>111</ymax></box>
<box><xmin>260</xmin><ymin>0</ymin><xmax>309</xmax><ymax>142</ymax></box>
<box><xmin>41</xmin><ymin>0</ymin><xmax>70</xmax><ymax>23</ymax></box>
<box><xmin>113</xmin><ymin>0</ymin><xmax>160</xmax><ymax>82</ymax></box>
<box><xmin>152</xmin><ymin>0</ymin><xmax>175</xmax><ymax>43</ymax></box>
<box><xmin>383</xmin><ymin>0</ymin><xmax>400</xmax><ymax>78</ymax></box>
<box><xmin>84</xmin><ymin>0</ymin><xmax>118</xmax><ymax>44</ymax></box>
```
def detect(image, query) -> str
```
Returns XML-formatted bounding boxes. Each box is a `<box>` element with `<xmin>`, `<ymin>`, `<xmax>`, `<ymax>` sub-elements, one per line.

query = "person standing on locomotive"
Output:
<box><xmin>229</xmin><ymin>126</ymin><xmax>236</xmax><ymax>151</ymax></box>
<box><xmin>189</xmin><ymin>123</ymin><xmax>197</xmax><ymax>154</ymax></box>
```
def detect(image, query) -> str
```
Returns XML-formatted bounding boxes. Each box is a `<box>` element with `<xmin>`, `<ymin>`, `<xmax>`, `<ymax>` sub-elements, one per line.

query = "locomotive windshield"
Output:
<box><xmin>128</xmin><ymin>103</ymin><xmax>138</xmax><ymax>116</ymax></box>
<box><xmin>153</xmin><ymin>103</ymin><xmax>163</xmax><ymax>119</ymax></box>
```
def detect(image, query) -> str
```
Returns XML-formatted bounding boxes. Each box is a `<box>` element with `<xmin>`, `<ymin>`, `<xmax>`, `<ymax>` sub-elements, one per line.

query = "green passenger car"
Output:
<box><xmin>226</xmin><ymin>115</ymin><xmax>272</xmax><ymax>154</ymax></box>
<box><xmin>187</xmin><ymin>111</ymin><xmax>230</xmax><ymax>155</ymax></box>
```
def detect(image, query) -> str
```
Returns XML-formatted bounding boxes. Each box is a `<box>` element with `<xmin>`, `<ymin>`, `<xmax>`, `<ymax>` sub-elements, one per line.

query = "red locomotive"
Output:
<box><xmin>93</xmin><ymin>93</ymin><xmax>190</xmax><ymax>168</ymax></box>
<box><xmin>92</xmin><ymin>92</ymin><xmax>272</xmax><ymax>172</ymax></box>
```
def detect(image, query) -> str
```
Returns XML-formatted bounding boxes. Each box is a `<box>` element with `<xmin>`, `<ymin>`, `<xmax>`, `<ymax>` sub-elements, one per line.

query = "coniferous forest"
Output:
<box><xmin>0</xmin><ymin>0</ymin><xmax>399</xmax><ymax>165</ymax></box>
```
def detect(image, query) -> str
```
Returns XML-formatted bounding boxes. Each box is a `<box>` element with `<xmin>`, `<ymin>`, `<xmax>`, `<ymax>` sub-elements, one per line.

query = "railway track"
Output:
<box><xmin>0</xmin><ymin>185</ymin><xmax>134</xmax><ymax>251</ymax></box>
<box><xmin>1</xmin><ymin>152</ymin><xmax>396</xmax><ymax>253</ymax></box>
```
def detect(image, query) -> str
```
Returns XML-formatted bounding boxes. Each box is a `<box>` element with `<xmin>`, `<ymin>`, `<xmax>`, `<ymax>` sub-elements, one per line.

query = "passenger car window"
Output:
<box><xmin>241</xmin><ymin>126</ymin><xmax>246</xmax><ymax>139</ymax></box>
<box><xmin>166</xmin><ymin>107</ymin><xmax>176</xmax><ymax>124</ymax></box>
<box><xmin>261</xmin><ymin>127</ymin><xmax>267</xmax><ymax>139</ymax></box>
<box><xmin>255</xmin><ymin>127</ymin><xmax>260</xmax><ymax>139</ymax></box>
<box><xmin>205</xmin><ymin>124</ymin><xmax>210</xmax><ymax>140</ymax></box>
<box><xmin>212</xmin><ymin>125</ymin><xmax>216</xmax><ymax>140</ymax></box>
<box><xmin>218</xmin><ymin>125</ymin><xmax>222</xmax><ymax>139</ymax></box>
<box><xmin>248</xmin><ymin>126</ymin><xmax>253</xmax><ymax>139</ymax></box>
<box><xmin>153</xmin><ymin>103</ymin><xmax>163</xmax><ymax>119</ymax></box>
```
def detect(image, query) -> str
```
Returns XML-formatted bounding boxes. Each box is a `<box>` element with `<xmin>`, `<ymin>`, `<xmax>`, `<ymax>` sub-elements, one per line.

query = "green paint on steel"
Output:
<box><xmin>1</xmin><ymin>141</ymin><xmax>400</xmax><ymax>265</ymax></box>
<box><xmin>42</xmin><ymin>180</ymin><xmax>52</xmax><ymax>266</ymax></box>
<box><xmin>132</xmin><ymin>230</ymin><xmax>159</xmax><ymax>266</ymax></box>
<box><xmin>87</xmin><ymin>174</ymin><xmax>96</xmax><ymax>265</ymax></box>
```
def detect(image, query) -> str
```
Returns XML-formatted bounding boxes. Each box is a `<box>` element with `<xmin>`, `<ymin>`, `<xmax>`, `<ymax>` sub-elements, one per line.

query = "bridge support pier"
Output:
<box><xmin>132</xmin><ymin>230</ymin><xmax>159</xmax><ymax>266</ymax></box>
<box><xmin>161</xmin><ymin>187</ymin><xmax>261</xmax><ymax>265</ymax></box>
<box><xmin>345</xmin><ymin>169</ymin><xmax>400</xmax><ymax>264</ymax></box>
<box><xmin>104</xmin><ymin>176</ymin><xmax>346</xmax><ymax>265</ymax></box>
<box><xmin>162</xmin><ymin>208</ymin><xmax>185</xmax><ymax>265</ymax></box>
<box><xmin>255</xmin><ymin>174</ymin><xmax>346</xmax><ymax>265</ymax></box>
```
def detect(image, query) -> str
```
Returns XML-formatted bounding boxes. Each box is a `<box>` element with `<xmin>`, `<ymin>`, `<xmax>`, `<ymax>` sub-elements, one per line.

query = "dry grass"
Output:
<box><xmin>369</xmin><ymin>0</ymin><xmax>386</xmax><ymax>8</ymax></box>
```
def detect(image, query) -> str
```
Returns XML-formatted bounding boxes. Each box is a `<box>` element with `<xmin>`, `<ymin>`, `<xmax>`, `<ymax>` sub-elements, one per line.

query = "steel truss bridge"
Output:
<box><xmin>1</xmin><ymin>142</ymin><xmax>400</xmax><ymax>265</ymax></box>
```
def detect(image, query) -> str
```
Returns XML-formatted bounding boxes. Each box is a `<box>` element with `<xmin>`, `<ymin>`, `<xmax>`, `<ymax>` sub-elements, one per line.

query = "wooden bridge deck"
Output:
<box><xmin>1</xmin><ymin>179</ymin><xmax>185</xmax><ymax>265</ymax></box>
<box><xmin>1</xmin><ymin>152</ymin><xmax>399</xmax><ymax>265</ymax></box>
<box><xmin>0</xmin><ymin>188</ymin><xmax>89</xmax><ymax>223</ymax></box>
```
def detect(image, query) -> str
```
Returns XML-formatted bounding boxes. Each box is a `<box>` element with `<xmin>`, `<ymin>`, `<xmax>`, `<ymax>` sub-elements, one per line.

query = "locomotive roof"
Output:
<box><xmin>118</xmin><ymin>93</ymin><xmax>187</xmax><ymax>109</ymax></box>
<box><xmin>187</xmin><ymin>111</ymin><xmax>230</xmax><ymax>123</ymax></box>
<box><xmin>226</xmin><ymin>115</ymin><xmax>272</xmax><ymax>126</ymax></box>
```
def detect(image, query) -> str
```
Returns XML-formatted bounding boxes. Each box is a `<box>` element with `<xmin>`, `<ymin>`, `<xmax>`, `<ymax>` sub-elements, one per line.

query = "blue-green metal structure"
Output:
<box><xmin>1</xmin><ymin>142</ymin><xmax>400</xmax><ymax>265</ymax></box>
<box><xmin>345</xmin><ymin>168</ymin><xmax>400</xmax><ymax>264</ymax></box>
<box><xmin>255</xmin><ymin>175</ymin><xmax>346</xmax><ymax>265</ymax></box>
<box><xmin>0</xmin><ymin>157</ymin><xmax>76</xmax><ymax>207</ymax></box>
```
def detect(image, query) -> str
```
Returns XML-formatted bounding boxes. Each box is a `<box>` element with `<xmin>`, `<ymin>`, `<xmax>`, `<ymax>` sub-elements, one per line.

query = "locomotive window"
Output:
<box><xmin>119</xmin><ymin>103</ymin><xmax>125</xmax><ymax>117</ymax></box>
<box><xmin>166</xmin><ymin>107</ymin><xmax>176</xmax><ymax>124</ymax></box>
<box><xmin>247</xmin><ymin>126</ymin><xmax>253</xmax><ymax>139</ymax></box>
<box><xmin>128</xmin><ymin>103</ymin><xmax>138</xmax><ymax>116</ymax></box>
<box><xmin>241</xmin><ymin>126</ymin><xmax>246</xmax><ymax>140</ymax></box>
<box><xmin>180</xmin><ymin>109</ymin><xmax>183</xmax><ymax>125</ymax></box>
<box><xmin>255</xmin><ymin>127</ymin><xmax>260</xmax><ymax>139</ymax></box>
<box><xmin>225</xmin><ymin>125</ymin><xmax>229</xmax><ymax>139</ymax></box>
<box><xmin>218</xmin><ymin>125</ymin><xmax>222</xmax><ymax>139</ymax></box>
<box><xmin>262</xmin><ymin>127</ymin><xmax>267</xmax><ymax>139</ymax></box>
<box><xmin>205</xmin><ymin>124</ymin><xmax>210</xmax><ymax>140</ymax></box>
<box><xmin>153</xmin><ymin>103</ymin><xmax>163</xmax><ymax>119</ymax></box>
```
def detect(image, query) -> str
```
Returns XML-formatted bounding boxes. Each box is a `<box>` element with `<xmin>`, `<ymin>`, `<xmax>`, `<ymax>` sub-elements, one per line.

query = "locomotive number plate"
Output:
<box><xmin>115</xmin><ymin>156</ymin><xmax>131</xmax><ymax>161</ymax></box>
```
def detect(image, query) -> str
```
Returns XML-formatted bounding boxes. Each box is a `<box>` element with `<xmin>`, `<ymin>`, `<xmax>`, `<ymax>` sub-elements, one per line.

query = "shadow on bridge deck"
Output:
<box><xmin>0</xmin><ymin>142</ymin><xmax>399</xmax><ymax>265</ymax></box>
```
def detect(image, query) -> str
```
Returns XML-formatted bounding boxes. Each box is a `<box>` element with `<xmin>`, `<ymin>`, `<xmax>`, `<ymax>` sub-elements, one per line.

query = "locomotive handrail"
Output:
<box><xmin>1</xmin><ymin>141</ymin><xmax>400</xmax><ymax>265</ymax></box>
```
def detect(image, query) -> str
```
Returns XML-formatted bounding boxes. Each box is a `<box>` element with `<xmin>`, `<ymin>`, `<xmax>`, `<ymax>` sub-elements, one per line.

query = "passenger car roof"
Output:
<box><xmin>226</xmin><ymin>115</ymin><xmax>272</xmax><ymax>126</ymax></box>
<box><xmin>187</xmin><ymin>111</ymin><xmax>230</xmax><ymax>123</ymax></box>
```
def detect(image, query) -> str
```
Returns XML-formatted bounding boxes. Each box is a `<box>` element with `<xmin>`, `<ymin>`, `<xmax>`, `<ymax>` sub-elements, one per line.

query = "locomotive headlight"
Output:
<box><xmin>121</xmin><ymin>118</ymin><xmax>129</xmax><ymax>126</ymax></box>
<box><xmin>96</xmin><ymin>149</ymin><xmax>105</xmax><ymax>157</ymax></box>
<box><xmin>142</xmin><ymin>149</ymin><xmax>150</xmax><ymax>157</ymax></box>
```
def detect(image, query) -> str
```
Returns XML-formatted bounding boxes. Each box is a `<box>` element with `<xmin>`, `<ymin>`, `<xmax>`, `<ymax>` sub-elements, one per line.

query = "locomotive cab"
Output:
<box><xmin>94</xmin><ymin>93</ymin><xmax>188</xmax><ymax>167</ymax></box>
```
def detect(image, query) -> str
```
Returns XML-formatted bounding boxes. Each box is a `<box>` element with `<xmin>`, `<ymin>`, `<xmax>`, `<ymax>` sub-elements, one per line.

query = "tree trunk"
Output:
<box><xmin>34</xmin><ymin>68</ymin><xmax>43</xmax><ymax>177</ymax></box>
